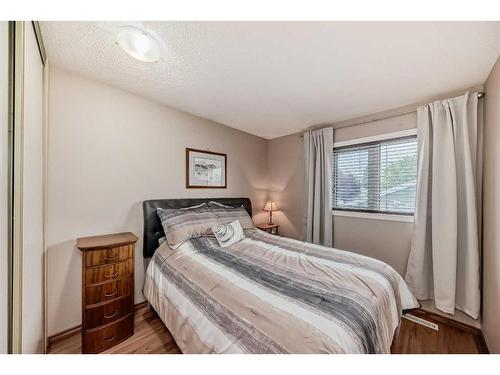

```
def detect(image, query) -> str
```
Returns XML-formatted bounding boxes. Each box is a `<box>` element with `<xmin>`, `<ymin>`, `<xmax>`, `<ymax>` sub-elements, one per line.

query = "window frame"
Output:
<box><xmin>332</xmin><ymin>129</ymin><xmax>417</xmax><ymax>222</ymax></box>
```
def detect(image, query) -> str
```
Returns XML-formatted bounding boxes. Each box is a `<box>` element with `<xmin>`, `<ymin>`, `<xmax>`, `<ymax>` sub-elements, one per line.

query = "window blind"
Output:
<box><xmin>332</xmin><ymin>136</ymin><xmax>417</xmax><ymax>215</ymax></box>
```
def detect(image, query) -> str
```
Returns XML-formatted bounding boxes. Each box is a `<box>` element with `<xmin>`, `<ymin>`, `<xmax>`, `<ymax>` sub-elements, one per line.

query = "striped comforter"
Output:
<box><xmin>143</xmin><ymin>229</ymin><xmax>418</xmax><ymax>353</ymax></box>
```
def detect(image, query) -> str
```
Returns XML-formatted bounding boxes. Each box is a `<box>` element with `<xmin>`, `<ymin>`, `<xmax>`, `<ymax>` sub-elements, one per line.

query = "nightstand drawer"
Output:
<box><xmin>85</xmin><ymin>296</ymin><xmax>133</xmax><ymax>329</ymax></box>
<box><xmin>84</xmin><ymin>245</ymin><xmax>134</xmax><ymax>267</ymax></box>
<box><xmin>85</xmin><ymin>277</ymin><xmax>131</xmax><ymax>305</ymax></box>
<box><xmin>83</xmin><ymin>314</ymin><xmax>134</xmax><ymax>354</ymax></box>
<box><xmin>85</xmin><ymin>259</ymin><xmax>133</xmax><ymax>285</ymax></box>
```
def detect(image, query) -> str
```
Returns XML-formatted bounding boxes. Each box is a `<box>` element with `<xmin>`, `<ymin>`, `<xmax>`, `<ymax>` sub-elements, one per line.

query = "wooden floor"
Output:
<box><xmin>391</xmin><ymin>309</ymin><xmax>487</xmax><ymax>354</ymax></box>
<box><xmin>49</xmin><ymin>306</ymin><xmax>487</xmax><ymax>354</ymax></box>
<box><xmin>49</xmin><ymin>306</ymin><xmax>181</xmax><ymax>354</ymax></box>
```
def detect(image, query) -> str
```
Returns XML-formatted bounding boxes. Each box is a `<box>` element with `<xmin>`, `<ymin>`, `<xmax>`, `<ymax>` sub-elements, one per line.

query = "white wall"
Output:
<box><xmin>46</xmin><ymin>67</ymin><xmax>269</xmax><ymax>336</ymax></box>
<box><xmin>22</xmin><ymin>23</ymin><xmax>45</xmax><ymax>354</ymax></box>
<box><xmin>483</xmin><ymin>56</ymin><xmax>500</xmax><ymax>353</ymax></box>
<box><xmin>0</xmin><ymin>21</ymin><xmax>9</xmax><ymax>354</ymax></box>
<box><xmin>267</xmin><ymin>113</ymin><xmax>416</xmax><ymax>276</ymax></box>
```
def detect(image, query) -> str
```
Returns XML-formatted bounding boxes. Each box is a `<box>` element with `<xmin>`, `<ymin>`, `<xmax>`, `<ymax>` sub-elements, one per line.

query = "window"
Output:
<box><xmin>332</xmin><ymin>134</ymin><xmax>417</xmax><ymax>215</ymax></box>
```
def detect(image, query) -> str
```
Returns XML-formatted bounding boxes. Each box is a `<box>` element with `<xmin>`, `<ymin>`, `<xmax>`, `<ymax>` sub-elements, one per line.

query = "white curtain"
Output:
<box><xmin>405</xmin><ymin>92</ymin><xmax>482</xmax><ymax>319</ymax></box>
<box><xmin>304</xmin><ymin>127</ymin><xmax>333</xmax><ymax>247</ymax></box>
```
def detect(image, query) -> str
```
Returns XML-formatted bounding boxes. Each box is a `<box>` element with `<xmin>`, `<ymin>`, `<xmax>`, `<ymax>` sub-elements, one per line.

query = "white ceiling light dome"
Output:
<box><xmin>116</xmin><ymin>26</ymin><xmax>162</xmax><ymax>63</ymax></box>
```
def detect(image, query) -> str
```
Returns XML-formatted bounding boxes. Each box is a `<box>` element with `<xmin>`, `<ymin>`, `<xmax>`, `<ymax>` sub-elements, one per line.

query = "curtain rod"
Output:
<box><xmin>300</xmin><ymin>91</ymin><xmax>485</xmax><ymax>136</ymax></box>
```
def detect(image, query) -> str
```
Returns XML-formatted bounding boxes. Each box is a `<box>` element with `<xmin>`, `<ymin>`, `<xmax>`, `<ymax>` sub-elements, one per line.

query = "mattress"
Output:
<box><xmin>143</xmin><ymin>229</ymin><xmax>418</xmax><ymax>353</ymax></box>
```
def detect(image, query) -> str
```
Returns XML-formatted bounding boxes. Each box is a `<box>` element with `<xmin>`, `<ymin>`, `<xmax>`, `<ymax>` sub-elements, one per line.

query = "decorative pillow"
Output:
<box><xmin>212</xmin><ymin>220</ymin><xmax>245</xmax><ymax>247</ymax></box>
<box><xmin>208</xmin><ymin>202</ymin><xmax>255</xmax><ymax>229</ymax></box>
<box><xmin>157</xmin><ymin>204</ymin><xmax>219</xmax><ymax>249</ymax></box>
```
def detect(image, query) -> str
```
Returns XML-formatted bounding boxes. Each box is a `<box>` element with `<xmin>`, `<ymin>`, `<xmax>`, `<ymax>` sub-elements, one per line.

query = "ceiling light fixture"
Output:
<box><xmin>116</xmin><ymin>26</ymin><xmax>161</xmax><ymax>63</ymax></box>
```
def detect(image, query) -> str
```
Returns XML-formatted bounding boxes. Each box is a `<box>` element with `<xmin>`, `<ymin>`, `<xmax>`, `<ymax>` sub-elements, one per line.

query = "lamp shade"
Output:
<box><xmin>263</xmin><ymin>201</ymin><xmax>279</xmax><ymax>212</ymax></box>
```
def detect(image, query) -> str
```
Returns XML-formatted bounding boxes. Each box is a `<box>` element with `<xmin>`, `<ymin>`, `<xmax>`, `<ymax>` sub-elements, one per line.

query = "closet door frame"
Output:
<box><xmin>8</xmin><ymin>20</ymin><xmax>24</xmax><ymax>355</ymax></box>
<box><xmin>7</xmin><ymin>20</ymin><xmax>47</xmax><ymax>354</ymax></box>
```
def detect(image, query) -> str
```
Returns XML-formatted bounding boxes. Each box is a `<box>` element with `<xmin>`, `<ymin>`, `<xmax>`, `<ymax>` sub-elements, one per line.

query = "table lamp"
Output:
<box><xmin>263</xmin><ymin>201</ymin><xmax>279</xmax><ymax>225</ymax></box>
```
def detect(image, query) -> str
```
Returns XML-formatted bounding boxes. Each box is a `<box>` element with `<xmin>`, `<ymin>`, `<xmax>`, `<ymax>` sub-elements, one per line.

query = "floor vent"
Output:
<box><xmin>403</xmin><ymin>313</ymin><xmax>439</xmax><ymax>331</ymax></box>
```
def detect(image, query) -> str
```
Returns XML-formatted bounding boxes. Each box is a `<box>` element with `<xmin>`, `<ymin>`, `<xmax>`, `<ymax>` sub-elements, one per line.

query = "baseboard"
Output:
<box><xmin>133</xmin><ymin>300</ymin><xmax>148</xmax><ymax>311</ymax></box>
<box><xmin>46</xmin><ymin>300</ymin><xmax>150</xmax><ymax>354</ymax></box>
<box><xmin>407</xmin><ymin>308</ymin><xmax>489</xmax><ymax>354</ymax></box>
<box><xmin>46</xmin><ymin>324</ymin><xmax>82</xmax><ymax>352</ymax></box>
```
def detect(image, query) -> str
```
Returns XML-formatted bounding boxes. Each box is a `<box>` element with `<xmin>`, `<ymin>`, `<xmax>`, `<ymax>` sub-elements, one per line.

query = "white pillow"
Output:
<box><xmin>211</xmin><ymin>220</ymin><xmax>245</xmax><ymax>248</ymax></box>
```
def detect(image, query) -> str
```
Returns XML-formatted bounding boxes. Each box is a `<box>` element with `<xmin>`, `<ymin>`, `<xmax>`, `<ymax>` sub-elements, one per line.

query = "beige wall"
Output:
<box><xmin>482</xmin><ymin>56</ymin><xmax>500</xmax><ymax>353</ymax></box>
<box><xmin>267</xmin><ymin>133</ymin><xmax>306</xmax><ymax>240</ymax></box>
<box><xmin>22</xmin><ymin>23</ymin><xmax>45</xmax><ymax>354</ymax></box>
<box><xmin>267</xmin><ymin>113</ymin><xmax>416</xmax><ymax>275</ymax></box>
<box><xmin>46</xmin><ymin>68</ymin><xmax>269</xmax><ymax>336</ymax></box>
<box><xmin>333</xmin><ymin>112</ymin><xmax>416</xmax><ymax>142</ymax></box>
<box><xmin>333</xmin><ymin>217</ymin><xmax>413</xmax><ymax>275</ymax></box>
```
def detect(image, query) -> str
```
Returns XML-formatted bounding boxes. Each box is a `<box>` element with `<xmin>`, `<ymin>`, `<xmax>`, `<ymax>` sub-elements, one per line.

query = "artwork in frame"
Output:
<box><xmin>186</xmin><ymin>148</ymin><xmax>227</xmax><ymax>188</ymax></box>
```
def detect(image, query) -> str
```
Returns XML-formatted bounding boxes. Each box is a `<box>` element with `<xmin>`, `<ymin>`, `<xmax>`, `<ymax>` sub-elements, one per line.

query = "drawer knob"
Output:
<box><xmin>104</xmin><ymin>254</ymin><xmax>117</xmax><ymax>261</ymax></box>
<box><xmin>104</xmin><ymin>271</ymin><xmax>118</xmax><ymax>279</ymax></box>
<box><xmin>104</xmin><ymin>289</ymin><xmax>118</xmax><ymax>298</ymax></box>
<box><xmin>104</xmin><ymin>309</ymin><xmax>118</xmax><ymax>319</ymax></box>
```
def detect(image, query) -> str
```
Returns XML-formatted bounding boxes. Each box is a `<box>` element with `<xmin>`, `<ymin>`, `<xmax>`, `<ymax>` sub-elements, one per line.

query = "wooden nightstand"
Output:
<box><xmin>256</xmin><ymin>223</ymin><xmax>280</xmax><ymax>235</ymax></box>
<box><xmin>77</xmin><ymin>232</ymin><xmax>138</xmax><ymax>354</ymax></box>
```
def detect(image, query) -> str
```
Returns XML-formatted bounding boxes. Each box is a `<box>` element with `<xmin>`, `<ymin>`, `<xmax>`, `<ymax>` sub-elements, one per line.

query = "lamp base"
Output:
<box><xmin>268</xmin><ymin>211</ymin><xmax>273</xmax><ymax>225</ymax></box>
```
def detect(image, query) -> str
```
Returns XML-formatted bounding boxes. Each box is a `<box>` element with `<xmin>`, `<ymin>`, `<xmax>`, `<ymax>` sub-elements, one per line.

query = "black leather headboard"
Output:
<box><xmin>142</xmin><ymin>198</ymin><xmax>252</xmax><ymax>258</ymax></box>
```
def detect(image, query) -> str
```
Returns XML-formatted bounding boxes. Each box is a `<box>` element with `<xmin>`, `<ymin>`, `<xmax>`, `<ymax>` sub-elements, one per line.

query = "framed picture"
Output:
<box><xmin>186</xmin><ymin>148</ymin><xmax>227</xmax><ymax>188</ymax></box>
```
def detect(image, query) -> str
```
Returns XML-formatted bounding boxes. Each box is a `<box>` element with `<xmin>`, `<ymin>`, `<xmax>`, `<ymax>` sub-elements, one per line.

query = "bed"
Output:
<box><xmin>142</xmin><ymin>198</ymin><xmax>418</xmax><ymax>354</ymax></box>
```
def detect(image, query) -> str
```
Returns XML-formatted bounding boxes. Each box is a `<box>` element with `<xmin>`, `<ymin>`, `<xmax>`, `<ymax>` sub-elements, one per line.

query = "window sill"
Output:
<box><xmin>332</xmin><ymin>210</ymin><xmax>414</xmax><ymax>223</ymax></box>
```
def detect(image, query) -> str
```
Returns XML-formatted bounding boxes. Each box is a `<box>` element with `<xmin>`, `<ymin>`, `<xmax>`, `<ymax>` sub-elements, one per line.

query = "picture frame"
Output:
<box><xmin>186</xmin><ymin>148</ymin><xmax>227</xmax><ymax>189</ymax></box>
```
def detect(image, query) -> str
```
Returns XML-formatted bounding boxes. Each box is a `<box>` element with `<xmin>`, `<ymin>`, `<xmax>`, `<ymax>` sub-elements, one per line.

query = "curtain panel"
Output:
<box><xmin>304</xmin><ymin>127</ymin><xmax>333</xmax><ymax>247</ymax></box>
<box><xmin>405</xmin><ymin>92</ymin><xmax>482</xmax><ymax>319</ymax></box>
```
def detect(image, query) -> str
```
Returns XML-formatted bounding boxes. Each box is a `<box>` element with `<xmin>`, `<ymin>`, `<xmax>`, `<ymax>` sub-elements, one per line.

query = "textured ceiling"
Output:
<box><xmin>40</xmin><ymin>21</ymin><xmax>500</xmax><ymax>139</ymax></box>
